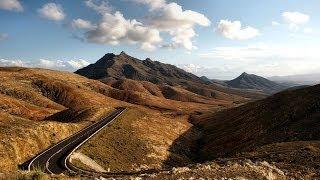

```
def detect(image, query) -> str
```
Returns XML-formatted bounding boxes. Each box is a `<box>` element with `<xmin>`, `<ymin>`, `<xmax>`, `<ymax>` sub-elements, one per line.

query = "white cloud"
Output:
<box><xmin>82</xmin><ymin>0</ymin><xmax>162</xmax><ymax>51</ymax></box>
<box><xmin>0</xmin><ymin>58</ymin><xmax>90</xmax><ymax>71</ymax></box>
<box><xmin>38</xmin><ymin>3</ymin><xmax>65</xmax><ymax>21</ymax></box>
<box><xmin>85</xmin><ymin>0</ymin><xmax>113</xmax><ymax>14</ymax></box>
<box><xmin>146</xmin><ymin>2</ymin><xmax>210</xmax><ymax>50</ymax></box>
<box><xmin>140</xmin><ymin>42</ymin><xmax>157</xmax><ymax>51</ymax></box>
<box><xmin>216</xmin><ymin>20</ymin><xmax>260</xmax><ymax>40</ymax></box>
<box><xmin>79</xmin><ymin>0</ymin><xmax>210</xmax><ymax>51</ymax></box>
<box><xmin>272</xmin><ymin>21</ymin><xmax>280</xmax><ymax>26</ymax></box>
<box><xmin>38</xmin><ymin>59</ymin><xmax>64</xmax><ymax>69</ymax></box>
<box><xmin>131</xmin><ymin>0</ymin><xmax>166</xmax><ymax>10</ymax></box>
<box><xmin>0</xmin><ymin>33</ymin><xmax>8</xmax><ymax>41</ymax></box>
<box><xmin>282</xmin><ymin>12</ymin><xmax>309</xmax><ymax>25</ymax></box>
<box><xmin>0</xmin><ymin>58</ymin><xmax>26</xmax><ymax>67</ymax></box>
<box><xmin>86</xmin><ymin>11</ymin><xmax>162</xmax><ymax>51</ymax></box>
<box><xmin>200</xmin><ymin>44</ymin><xmax>320</xmax><ymax>61</ymax></box>
<box><xmin>199</xmin><ymin>44</ymin><xmax>320</xmax><ymax>77</ymax></box>
<box><xmin>179</xmin><ymin>63</ymin><xmax>201</xmax><ymax>73</ymax></box>
<box><xmin>39</xmin><ymin>59</ymin><xmax>90</xmax><ymax>70</ymax></box>
<box><xmin>71</xmin><ymin>18</ymin><xmax>96</xmax><ymax>29</ymax></box>
<box><xmin>67</xmin><ymin>59</ymin><xmax>90</xmax><ymax>69</ymax></box>
<box><xmin>0</xmin><ymin>0</ymin><xmax>22</xmax><ymax>12</ymax></box>
<box><xmin>282</xmin><ymin>12</ymin><xmax>310</xmax><ymax>32</ymax></box>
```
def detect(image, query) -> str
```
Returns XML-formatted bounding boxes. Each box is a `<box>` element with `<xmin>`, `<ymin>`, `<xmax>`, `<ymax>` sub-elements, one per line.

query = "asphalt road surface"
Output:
<box><xmin>20</xmin><ymin>107</ymin><xmax>126</xmax><ymax>174</ymax></box>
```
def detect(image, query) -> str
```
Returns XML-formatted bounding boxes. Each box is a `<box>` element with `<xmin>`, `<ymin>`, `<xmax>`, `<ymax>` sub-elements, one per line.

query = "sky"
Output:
<box><xmin>0</xmin><ymin>0</ymin><xmax>320</xmax><ymax>79</ymax></box>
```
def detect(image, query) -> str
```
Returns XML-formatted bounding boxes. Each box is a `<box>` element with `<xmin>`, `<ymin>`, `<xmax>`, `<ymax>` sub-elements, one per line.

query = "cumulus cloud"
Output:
<box><xmin>77</xmin><ymin>0</ymin><xmax>210</xmax><ymax>51</ymax></box>
<box><xmin>38</xmin><ymin>3</ymin><xmax>65</xmax><ymax>21</ymax></box>
<box><xmin>38</xmin><ymin>59</ymin><xmax>89</xmax><ymax>70</ymax></box>
<box><xmin>85</xmin><ymin>11</ymin><xmax>162</xmax><ymax>51</ymax></box>
<box><xmin>0</xmin><ymin>33</ymin><xmax>8</xmax><ymax>41</ymax></box>
<box><xmin>282</xmin><ymin>12</ymin><xmax>309</xmax><ymax>32</ymax></box>
<box><xmin>146</xmin><ymin>2</ymin><xmax>210</xmax><ymax>50</ymax></box>
<box><xmin>282</xmin><ymin>12</ymin><xmax>309</xmax><ymax>25</ymax></box>
<box><xmin>179</xmin><ymin>63</ymin><xmax>201</xmax><ymax>73</ymax></box>
<box><xmin>0</xmin><ymin>58</ymin><xmax>90</xmax><ymax>71</ymax></box>
<box><xmin>0</xmin><ymin>0</ymin><xmax>23</xmax><ymax>12</ymax></box>
<box><xmin>216</xmin><ymin>20</ymin><xmax>260</xmax><ymax>40</ymax></box>
<box><xmin>82</xmin><ymin>0</ymin><xmax>162</xmax><ymax>51</ymax></box>
<box><xmin>67</xmin><ymin>59</ymin><xmax>90</xmax><ymax>69</ymax></box>
<box><xmin>71</xmin><ymin>18</ymin><xmax>96</xmax><ymax>29</ymax></box>
<box><xmin>39</xmin><ymin>59</ymin><xmax>90</xmax><ymax>70</ymax></box>
<box><xmin>0</xmin><ymin>58</ymin><xmax>26</xmax><ymax>67</ymax></box>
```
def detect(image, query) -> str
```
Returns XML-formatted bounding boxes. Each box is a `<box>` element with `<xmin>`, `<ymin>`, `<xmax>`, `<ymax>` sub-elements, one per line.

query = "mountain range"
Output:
<box><xmin>1</xmin><ymin>52</ymin><xmax>319</xmax><ymax>179</ymax></box>
<box><xmin>76</xmin><ymin>52</ymin><xmax>267</xmax><ymax>101</ymax></box>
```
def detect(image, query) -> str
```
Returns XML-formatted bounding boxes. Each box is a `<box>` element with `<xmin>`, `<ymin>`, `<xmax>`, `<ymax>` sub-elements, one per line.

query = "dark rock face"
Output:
<box><xmin>226</xmin><ymin>72</ymin><xmax>289</xmax><ymax>94</ymax></box>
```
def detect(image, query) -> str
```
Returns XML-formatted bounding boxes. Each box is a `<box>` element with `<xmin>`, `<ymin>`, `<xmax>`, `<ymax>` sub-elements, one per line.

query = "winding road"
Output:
<box><xmin>20</xmin><ymin>107</ymin><xmax>126</xmax><ymax>174</ymax></box>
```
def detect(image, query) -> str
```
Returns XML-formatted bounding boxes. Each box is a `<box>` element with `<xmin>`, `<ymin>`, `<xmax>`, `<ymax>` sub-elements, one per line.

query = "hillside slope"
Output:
<box><xmin>0</xmin><ymin>67</ymin><xmax>127</xmax><ymax>172</ymax></box>
<box><xmin>226</xmin><ymin>72</ymin><xmax>288</xmax><ymax>94</ymax></box>
<box><xmin>194</xmin><ymin>84</ymin><xmax>320</xmax><ymax>167</ymax></box>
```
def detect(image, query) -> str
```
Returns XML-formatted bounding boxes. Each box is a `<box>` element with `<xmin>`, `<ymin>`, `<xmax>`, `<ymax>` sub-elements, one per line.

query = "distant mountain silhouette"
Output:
<box><xmin>226</xmin><ymin>72</ymin><xmax>288</xmax><ymax>94</ymax></box>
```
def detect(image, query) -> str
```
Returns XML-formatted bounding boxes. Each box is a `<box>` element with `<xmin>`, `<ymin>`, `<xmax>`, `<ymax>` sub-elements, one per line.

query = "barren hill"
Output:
<box><xmin>0</xmin><ymin>67</ymin><xmax>128</xmax><ymax>172</ymax></box>
<box><xmin>193</xmin><ymin>84</ymin><xmax>320</xmax><ymax>171</ymax></box>
<box><xmin>226</xmin><ymin>72</ymin><xmax>288</xmax><ymax>94</ymax></box>
<box><xmin>76</xmin><ymin>51</ymin><xmax>204</xmax><ymax>85</ymax></box>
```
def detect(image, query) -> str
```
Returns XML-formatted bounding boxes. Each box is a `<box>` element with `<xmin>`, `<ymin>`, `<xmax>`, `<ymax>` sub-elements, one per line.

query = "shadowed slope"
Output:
<box><xmin>226</xmin><ymin>72</ymin><xmax>288</xmax><ymax>94</ymax></box>
<box><xmin>195</xmin><ymin>84</ymin><xmax>320</xmax><ymax>160</ymax></box>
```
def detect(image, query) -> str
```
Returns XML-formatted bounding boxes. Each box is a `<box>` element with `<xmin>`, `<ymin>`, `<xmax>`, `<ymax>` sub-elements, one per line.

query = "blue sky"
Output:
<box><xmin>0</xmin><ymin>0</ymin><xmax>320</xmax><ymax>79</ymax></box>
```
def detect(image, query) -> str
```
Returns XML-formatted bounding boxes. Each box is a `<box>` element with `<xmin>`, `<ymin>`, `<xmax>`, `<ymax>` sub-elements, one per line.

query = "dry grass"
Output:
<box><xmin>0</xmin><ymin>67</ymin><xmax>125</xmax><ymax>173</ymax></box>
<box><xmin>236</xmin><ymin>141</ymin><xmax>320</xmax><ymax>176</ymax></box>
<box><xmin>74</xmin><ymin>108</ymin><xmax>196</xmax><ymax>173</ymax></box>
<box><xmin>0</xmin><ymin>111</ymin><xmax>85</xmax><ymax>172</ymax></box>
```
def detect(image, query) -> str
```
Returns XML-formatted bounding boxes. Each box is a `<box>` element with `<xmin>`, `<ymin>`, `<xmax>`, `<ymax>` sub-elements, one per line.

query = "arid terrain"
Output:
<box><xmin>2</xmin><ymin>0</ymin><xmax>319</xmax><ymax>179</ymax></box>
<box><xmin>0</xmin><ymin>61</ymin><xmax>248</xmax><ymax>178</ymax></box>
<box><xmin>0</xmin><ymin>53</ymin><xmax>319</xmax><ymax>179</ymax></box>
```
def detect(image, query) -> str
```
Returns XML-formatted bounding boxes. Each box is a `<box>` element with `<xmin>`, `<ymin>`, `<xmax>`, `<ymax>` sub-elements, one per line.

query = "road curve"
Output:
<box><xmin>20</xmin><ymin>107</ymin><xmax>126</xmax><ymax>174</ymax></box>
